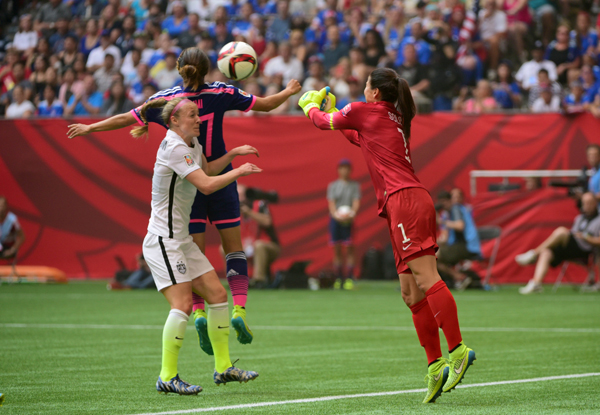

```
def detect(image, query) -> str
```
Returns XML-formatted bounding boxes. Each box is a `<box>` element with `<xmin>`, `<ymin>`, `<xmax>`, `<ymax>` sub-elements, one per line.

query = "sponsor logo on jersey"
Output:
<box><xmin>184</xmin><ymin>154</ymin><xmax>195</xmax><ymax>166</ymax></box>
<box><xmin>238</xmin><ymin>89</ymin><xmax>250</xmax><ymax>97</ymax></box>
<box><xmin>341</xmin><ymin>104</ymin><xmax>351</xmax><ymax>116</ymax></box>
<box><xmin>176</xmin><ymin>261</ymin><xmax>187</xmax><ymax>274</ymax></box>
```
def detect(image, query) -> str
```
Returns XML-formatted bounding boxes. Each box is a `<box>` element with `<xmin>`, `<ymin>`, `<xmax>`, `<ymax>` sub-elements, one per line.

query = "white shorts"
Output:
<box><xmin>142</xmin><ymin>232</ymin><xmax>214</xmax><ymax>291</ymax></box>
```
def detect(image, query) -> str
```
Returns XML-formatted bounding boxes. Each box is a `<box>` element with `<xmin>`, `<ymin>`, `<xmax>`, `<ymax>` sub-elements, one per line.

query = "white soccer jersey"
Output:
<box><xmin>147</xmin><ymin>129</ymin><xmax>202</xmax><ymax>240</ymax></box>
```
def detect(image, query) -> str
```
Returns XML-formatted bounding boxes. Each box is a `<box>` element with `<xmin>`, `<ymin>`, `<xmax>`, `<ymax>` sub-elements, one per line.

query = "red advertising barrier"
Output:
<box><xmin>1</xmin><ymin>113</ymin><xmax>598</xmax><ymax>281</ymax></box>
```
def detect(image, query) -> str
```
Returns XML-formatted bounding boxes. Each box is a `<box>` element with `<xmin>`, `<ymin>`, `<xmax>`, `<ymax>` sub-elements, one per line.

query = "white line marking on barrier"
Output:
<box><xmin>1</xmin><ymin>323</ymin><xmax>598</xmax><ymax>333</ymax></box>
<box><xmin>129</xmin><ymin>373</ymin><xmax>600</xmax><ymax>415</ymax></box>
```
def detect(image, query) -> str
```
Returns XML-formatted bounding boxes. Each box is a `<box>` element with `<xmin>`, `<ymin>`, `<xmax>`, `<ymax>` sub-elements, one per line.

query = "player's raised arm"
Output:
<box><xmin>67</xmin><ymin>111</ymin><xmax>137</xmax><ymax>139</ymax></box>
<box><xmin>252</xmin><ymin>79</ymin><xmax>301</xmax><ymax>112</ymax></box>
<box><xmin>202</xmin><ymin>145</ymin><xmax>260</xmax><ymax>177</ymax></box>
<box><xmin>186</xmin><ymin>162</ymin><xmax>262</xmax><ymax>195</ymax></box>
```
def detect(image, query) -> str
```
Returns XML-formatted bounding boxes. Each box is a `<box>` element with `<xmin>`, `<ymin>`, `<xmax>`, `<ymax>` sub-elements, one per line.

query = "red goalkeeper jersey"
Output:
<box><xmin>308</xmin><ymin>101</ymin><xmax>425</xmax><ymax>218</ymax></box>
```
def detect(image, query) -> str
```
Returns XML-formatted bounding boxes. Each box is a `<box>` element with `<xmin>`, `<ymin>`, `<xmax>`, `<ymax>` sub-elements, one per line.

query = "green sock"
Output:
<box><xmin>159</xmin><ymin>309</ymin><xmax>188</xmax><ymax>381</ymax></box>
<box><xmin>207</xmin><ymin>302</ymin><xmax>232</xmax><ymax>373</ymax></box>
<box><xmin>449</xmin><ymin>342</ymin><xmax>467</xmax><ymax>360</ymax></box>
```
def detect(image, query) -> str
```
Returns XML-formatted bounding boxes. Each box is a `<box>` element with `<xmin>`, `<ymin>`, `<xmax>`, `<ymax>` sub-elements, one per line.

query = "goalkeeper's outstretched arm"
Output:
<box><xmin>67</xmin><ymin>112</ymin><xmax>137</xmax><ymax>139</ymax></box>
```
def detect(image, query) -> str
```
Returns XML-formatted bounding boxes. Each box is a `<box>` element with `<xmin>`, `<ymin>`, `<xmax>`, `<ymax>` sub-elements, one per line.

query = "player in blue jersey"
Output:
<box><xmin>67</xmin><ymin>47</ymin><xmax>301</xmax><ymax>356</ymax></box>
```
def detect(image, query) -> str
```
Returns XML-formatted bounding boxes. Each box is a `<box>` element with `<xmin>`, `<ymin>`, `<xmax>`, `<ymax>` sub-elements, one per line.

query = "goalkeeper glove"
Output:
<box><xmin>298</xmin><ymin>90</ymin><xmax>322</xmax><ymax>117</ymax></box>
<box><xmin>320</xmin><ymin>86</ymin><xmax>339</xmax><ymax>113</ymax></box>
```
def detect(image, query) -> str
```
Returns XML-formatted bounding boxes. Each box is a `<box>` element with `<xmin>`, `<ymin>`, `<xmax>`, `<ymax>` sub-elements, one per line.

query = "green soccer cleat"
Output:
<box><xmin>443</xmin><ymin>343</ymin><xmax>476</xmax><ymax>393</ymax></box>
<box><xmin>194</xmin><ymin>309</ymin><xmax>213</xmax><ymax>356</ymax></box>
<box><xmin>333</xmin><ymin>279</ymin><xmax>342</xmax><ymax>289</ymax></box>
<box><xmin>423</xmin><ymin>360</ymin><xmax>449</xmax><ymax>403</ymax></box>
<box><xmin>231</xmin><ymin>305</ymin><xmax>253</xmax><ymax>345</ymax></box>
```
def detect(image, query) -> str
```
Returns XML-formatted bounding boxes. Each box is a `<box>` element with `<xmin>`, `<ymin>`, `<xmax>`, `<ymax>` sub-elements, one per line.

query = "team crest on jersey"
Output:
<box><xmin>183</xmin><ymin>154</ymin><xmax>195</xmax><ymax>166</ymax></box>
<box><xmin>238</xmin><ymin>89</ymin><xmax>250</xmax><ymax>97</ymax></box>
<box><xmin>176</xmin><ymin>261</ymin><xmax>186</xmax><ymax>274</ymax></box>
<box><xmin>341</xmin><ymin>104</ymin><xmax>351</xmax><ymax>116</ymax></box>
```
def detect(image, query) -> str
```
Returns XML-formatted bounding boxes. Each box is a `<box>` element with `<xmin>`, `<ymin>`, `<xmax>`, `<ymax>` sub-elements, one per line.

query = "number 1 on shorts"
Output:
<box><xmin>398</xmin><ymin>223</ymin><xmax>411</xmax><ymax>243</ymax></box>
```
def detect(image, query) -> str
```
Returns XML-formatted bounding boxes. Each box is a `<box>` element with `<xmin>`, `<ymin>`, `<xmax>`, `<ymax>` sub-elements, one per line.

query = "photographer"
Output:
<box><xmin>238</xmin><ymin>184</ymin><xmax>280</xmax><ymax>288</ymax></box>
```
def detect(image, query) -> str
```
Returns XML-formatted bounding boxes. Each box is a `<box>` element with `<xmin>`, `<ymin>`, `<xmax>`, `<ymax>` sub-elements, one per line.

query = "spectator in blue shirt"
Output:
<box><xmin>572</xmin><ymin>12</ymin><xmax>598</xmax><ymax>57</ymax></box>
<box><xmin>492</xmin><ymin>61</ymin><xmax>522</xmax><ymax>109</ymax></box>
<box><xmin>395</xmin><ymin>20</ymin><xmax>432</xmax><ymax>67</ymax></box>
<box><xmin>37</xmin><ymin>85</ymin><xmax>64</xmax><ymax>116</ymax></box>
<box><xmin>266</xmin><ymin>0</ymin><xmax>291</xmax><ymax>42</ymax></box>
<box><xmin>337</xmin><ymin>77</ymin><xmax>366</xmax><ymax>108</ymax></box>
<box><xmin>563</xmin><ymin>80</ymin><xmax>590</xmax><ymax>113</ymax></box>
<box><xmin>251</xmin><ymin>0</ymin><xmax>277</xmax><ymax>15</ymax></box>
<box><xmin>65</xmin><ymin>74</ymin><xmax>103</xmax><ymax>116</ymax></box>
<box><xmin>161</xmin><ymin>1</ymin><xmax>189</xmax><ymax>37</ymax></box>
<box><xmin>580</xmin><ymin>64</ymin><xmax>600</xmax><ymax>102</ymax></box>
<box><xmin>207</xmin><ymin>6</ymin><xmax>232</xmax><ymax>38</ymax></box>
<box><xmin>317</xmin><ymin>0</ymin><xmax>344</xmax><ymax>27</ymax></box>
<box><xmin>232</xmin><ymin>2</ymin><xmax>254</xmax><ymax>39</ymax></box>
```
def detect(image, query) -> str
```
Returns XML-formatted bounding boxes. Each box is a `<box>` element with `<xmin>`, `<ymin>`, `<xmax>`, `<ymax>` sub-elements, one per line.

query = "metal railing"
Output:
<box><xmin>469</xmin><ymin>170</ymin><xmax>590</xmax><ymax>196</ymax></box>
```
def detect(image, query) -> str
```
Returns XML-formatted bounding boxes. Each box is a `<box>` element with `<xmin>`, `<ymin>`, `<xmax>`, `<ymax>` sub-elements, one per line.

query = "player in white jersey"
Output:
<box><xmin>134</xmin><ymin>96</ymin><xmax>262</xmax><ymax>394</ymax></box>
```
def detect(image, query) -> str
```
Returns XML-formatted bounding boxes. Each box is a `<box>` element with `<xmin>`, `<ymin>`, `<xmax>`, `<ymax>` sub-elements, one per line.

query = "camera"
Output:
<box><xmin>245</xmin><ymin>187</ymin><xmax>279</xmax><ymax>204</ymax></box>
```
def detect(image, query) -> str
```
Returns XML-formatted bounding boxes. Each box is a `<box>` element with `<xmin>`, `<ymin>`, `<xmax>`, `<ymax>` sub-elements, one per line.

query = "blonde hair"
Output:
<box><xmin>130</xmin><ymin>97</ymin><xmax>191</xmax><ymax>139</ymax></box>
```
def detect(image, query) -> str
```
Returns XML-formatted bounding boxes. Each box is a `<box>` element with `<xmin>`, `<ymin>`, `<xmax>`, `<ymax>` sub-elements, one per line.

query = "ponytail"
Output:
<box><xmin>396</xmin><ymin>78</ymin><xmax>416</xmax><ymax>140</ymax></box>
<box><xmin>369</xmin><ymin>67</ymin><xmax>416</xmax><ymax>140</ymax></box>
<box><xmin>129</xmin><ymin>97</ymin><xmax>191</xmax><ymax>139</ymax></box>
<box><xmin>130</xmin><ymin>98</ymin><xmax>168</xmax><ymax>139</ymax></box>
<box><xmin>177</xmin><ymin>48</ymin><xmax>210</xmax><ymax>89</ymax></box>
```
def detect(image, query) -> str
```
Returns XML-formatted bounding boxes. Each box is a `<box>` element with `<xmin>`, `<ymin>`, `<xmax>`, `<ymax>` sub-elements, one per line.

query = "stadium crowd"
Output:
<box><xmin>2</xmin><ymin>0</ymin><xmax>600</xmax><ymax>118</ymax></box>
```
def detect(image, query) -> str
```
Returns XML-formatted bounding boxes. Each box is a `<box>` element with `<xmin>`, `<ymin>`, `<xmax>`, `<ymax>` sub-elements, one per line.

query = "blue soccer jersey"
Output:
<box><xmin>131</xmin><ymin>82</ymin><xmax>256</xmax><ymax>162</ymax></box>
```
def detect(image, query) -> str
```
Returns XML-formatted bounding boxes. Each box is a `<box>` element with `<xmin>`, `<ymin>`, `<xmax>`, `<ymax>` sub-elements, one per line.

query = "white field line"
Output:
<box><xmin>1</xmin><ymin>323</ymin><xmax>599</xmax><ymax>334</ymax></box>
<box><xmin>130</xmin><ymin>373</ymin><xmax>600</xmax><ymax>415</ymax></box>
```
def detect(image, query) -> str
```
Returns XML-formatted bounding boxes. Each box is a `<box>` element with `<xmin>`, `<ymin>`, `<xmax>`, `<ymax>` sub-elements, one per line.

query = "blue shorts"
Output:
<box><xmin>189</xmin><ymin>181</ymin><xmax>241</xmax><ymax>234</ymax></box>
<box><xmin>329</xmin><ymin>217</ymin><xmax>354</xmax><ymax>246</ymax></box>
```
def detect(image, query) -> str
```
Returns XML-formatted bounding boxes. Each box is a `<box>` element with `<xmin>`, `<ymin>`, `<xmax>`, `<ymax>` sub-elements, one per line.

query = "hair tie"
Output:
<box><xmin>170</xmin><ymin>99</ymin><xmax>193</xmax><ymax>122</ymax></box>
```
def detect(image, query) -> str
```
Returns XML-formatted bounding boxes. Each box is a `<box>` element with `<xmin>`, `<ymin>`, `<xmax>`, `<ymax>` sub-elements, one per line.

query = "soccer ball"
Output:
<box><xmin>336</xmin><ymin>205</ymin><xmax>352</xmax><ymax>219</ymax></box>
<box><xmin>217</xmin><ymin>42</ymin><xmax>258</xmax><ymax>81</ymax></box>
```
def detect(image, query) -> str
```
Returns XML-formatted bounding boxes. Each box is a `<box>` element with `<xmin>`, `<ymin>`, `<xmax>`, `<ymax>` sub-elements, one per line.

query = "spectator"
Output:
<box><xmin>154</xmin><ymin>51</ymin><xmax>180</xmax><ymax>89</ymax></box>
<box><xmin>94</xmin><ymin>53</ymin><xmax>118</xmax><ymax>93</ymax></box>
<box><xmin>48</xmin><ymin>17</ymin><xmax>72</xmax><ymax>53</ymax></box>
<box><xmin>36</xmin><ymin>66</ymin><xmax>60</xmax><ymax>103</ymax></box>
<box><xmin>12</xmin><ymin>14</ymin><xmax>38</xmax><ymax>56</ymax></box>
<box><xmin>232</xmin><ymin>2</ymin><xmax>254</xmax><ymax>39</ymax></box>
<box><xmin>58</xmin><ymin>35</ymin><xmax>79</xmax><ymax>72</ymax></box>
<box><xmin>100</xmin><ymin>80</ymin><xmax>134</xmax><ymax>115</ymax></box>
<box><xmin>147</xmin><ymin>33</ymin><xmax>180</xmax><ymax>69</ymax></box>
<box><xmin>0</xmin><ymin>50</ymin><xmax>22</xmax><ymax>95</ymax></box>
<box><xmin>129</xmin><ymin>63</ymin><xmax>155</xmax><ymax>105</ymax></box>
<box><xmin>115</xmin><ymin>15</ymin><xmax>137</xmax><ymax>56</ymax></box>
<box><xmin>326</xmin><ymin>159</ymin><xmax>361</xmax><ymax>290</ymax></box>
<box><xmin>289</xmin><ymin>29</ymin><xmax>307</xmax><ymax>66</ymax></box>
<box><xmin>477</xmin><ymin>0</ymin><xmax>507</xmax><ymax>75</ymax></box>
<box><xmin>546</xmin><ymin>24</ymin><xmax>581</xmax><ymax>85</ymax></box>
<box><xmin>65</xmin><ymin>74</ymin><xmax>103</xmax><ymax>115</ymax></box>
<box><xmin>121</xmin><ymin>32</ymin><xmax>154</xmax><ymax>76</ymax></box>
<box><xmin>527</xmin><ymin>68</ymin><xmax>562</xmax><ymax>106</ymax></box>
<box><xmin>121</xmin><ymin>49</ymin><xmax>142</xmax><ymax>86</ymax></box>
<box><xmin>37</xmin><ymin>84</ymin><xmax>64</xmax><ymax>116</ymax></box>
<box><xmin>531</xmin><ymin>84</ymin><xmax>561</xmax><ymax>112</ymax></box>
<box><xmin>323</xmin><ymin>25</ymin><xmax>350</xmax><ymax>72</ymax></box>
<box><xmin>429</xmin><ymin>38</ymin><xmax>462</xmax><ymax>110</ymax></box>
<box><xmin>516</xmin><ymin>192</ymin><xmax>600</xmax><ymax>294</ymax></box>
<box><xmin>267</xmin><ymin>0</ymin><xmax>291</xmax><ymax>43</ymax></box>
<box><xmin>383</xmin><ymin>6</ymin><xmax>406</xmax><ymax>52</ymax></box>
<box><xmin>437</xmin><ymin>189</ymin><xmax>481</xmax><ymax>290</ymax></box>
<box><xmin>0</xmin><ymin>61</ymin><xmax>34</xmax><ymax>107</ymax></box>
<box><xmin>454</xmin><ymin>80</ymin><xmax>498</xmax><ymax>113</ymax></box>
<box><xmin>80</xmin><ymin>19</ymin><xmax>101</xmax><ymax>59</ymax></box>
<box><xmin>0</xmin><ymin>196</ymin><xmax>25</xmax><ymax>262</ymax></box>
<box><xmin>177</xmin><ymin>13</ymin><xmax>202</xmax><ymax>50</ymax></box>
<box><xmin>140</xmin><ymin>82</ymin><xmax>158</xmax><ymax>104</ymax></box>
<box><xmin>107</xmin><ymin>253</ymin><xmax>155</xmax><ymax>290</ymax></box>
<box><xmin>329</xmin><ymin>57</ymin><xmax>351</xmax><ymax>99</ymax></box>
<box><xmin>238</xmin><ymin>184</ymin><xmax>281</xmax><ymax>288</ymax></box>
<box><xmin>161</xmin><ymin>1</ymin><xmax>189</xmax><ymax>37</ymax></box>
<box><xmin>499</xmin><ymin>0</ymin><xmax>531</xmax><ymax>63</ymax></box>
<box><xmin>129</xmin><ymin>0</ymin><xmax>149</xmax><ymax>29</ymax></box>
<box><xmin>362</xmin><ymin>29</ymin><xmax>386</xmax><ymax>67</ymax></box>
<box><xmin>35</xmin><ymin>0</ymin><xmax>72</xmax><ymax>37</ymax></box>
<box><xmin>563</xmin><ymin>80</ymin><xmax>588</xmax><ymax>113</ymax></box>
<box><xmin>6</xmin><ymin>85</ymin><xmax>36</xmax><ymax>119</ymax></box>
<box><xmin>58</xmin><ymin>67</ymin><xmax>77</xmax><ymax>106</ymax></box>
<box><xmin>492</xmin><ymin>61</ymin><xmax>522</xmax><ymax>109</ymax></box>
<box><xmin>395</xmin><ymin>20</ymin><xmax>432</xmax><ymax>67</ymax></box>
<box><xmin>515</xmin><ymin>40</ymin><xmax>558</xmax><ymax>90</ymax></box>
<box><xmin>396</xmin><ymin>43</ymin><xmax>432</xmax><ymax>112</ymax></box>
<box><xmin>337</xmin><ymin>77</ymin><xmax>366</xmax><ymax>108</ymax></box>
<box><xmin>76</xmin><ymin>0</ymin><xmax>104</xmax><ymax>19</ymax></box>
<box><xmin>580</xmin><ymin>64</ymin><xmax>600</xmax><ymax>102</ymax></box>
<box><xmin>302</xmin><ymin>57</ymin><xmax>326</xmax><ymax>93</ymax></box>
<box><xmin>87</xmin><ymin>30</ymin><xmax>122</xmax><ymax>73</ymax></box>
<box><xmin>214</xmin><ymin>21</ymin><xmax>236</xmax><ymax>52</ymax></box>
<box><xmin>29</xmin><ymin>55</ymin><xmax>50</xmax><ymax>98</ymax></box>
<box><xmin>263</xmin><ymin>42</ymin><xmax>303</xmax><ymax>85</ymax></box>
<box><xmin>529</xmin><ymin>0</ymin><xmax>556</xmax><ymax>45</ymax></box>
<box><xmin>247</xmin><ymin>13</ymin><xmax>268</xmax><ymax>56</ymax></box>
<box><xmin>99</xmin><ymin>4</ymin><xmax>122</xmax><ymax>34</ymax></box>
<box><xmin>572</xmin><ymin>12</ymin><xmax>598</xmax><ymax>57</ymax></box>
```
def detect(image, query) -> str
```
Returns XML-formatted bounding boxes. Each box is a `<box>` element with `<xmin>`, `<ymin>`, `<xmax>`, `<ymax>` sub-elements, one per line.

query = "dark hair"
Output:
<box><xmin>369</xmin><ymin>67</ymin><xmax>416</xmax><ymax>139</ymax></box>
<box><xmin>538</xmin><ymin>68</ymin><xmax>549</xmax><ymax>76</ymax></box>
<box><xmin>177</xmin><ymin>47</ymin><xmax>210</xmax><ymax>89</ymax></box>
<box><xmin>587</xmin><ymin>144</ymin><xmax>600</xmax><ymax>152</ymax></box>
<box><xmin>365</xmin><ymin>29</ymin><xmax>385</xmax><ymax>54</ymax></box>
<box><xmin>437</xmin><ymin>191</ymin><xmax>451</xmax><ymax>201</ymax></box>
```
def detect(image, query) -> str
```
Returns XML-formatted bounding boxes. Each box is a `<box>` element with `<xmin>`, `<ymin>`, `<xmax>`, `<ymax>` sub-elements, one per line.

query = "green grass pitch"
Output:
<box><xmin>1</xmin><ymin>281</ymin><xmax>599</xmax><ymax>414</ymax></box>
